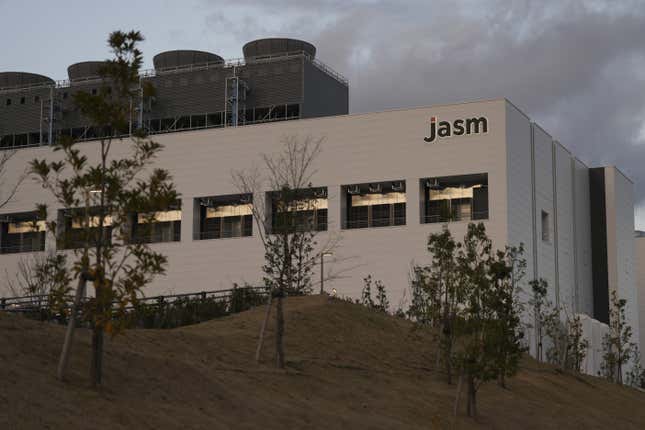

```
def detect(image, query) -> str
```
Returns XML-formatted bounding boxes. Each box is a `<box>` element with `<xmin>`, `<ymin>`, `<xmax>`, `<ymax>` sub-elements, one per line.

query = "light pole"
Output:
<box><xmin>320</xmin><ymin>252</ymin><xmax>333</xmax><ymax>295</ymax></box>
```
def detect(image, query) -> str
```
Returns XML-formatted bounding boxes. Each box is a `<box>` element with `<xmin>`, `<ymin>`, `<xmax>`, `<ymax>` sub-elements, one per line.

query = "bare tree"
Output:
<box><xmin>233</xmin><ymin>135</ymin><xmax>340</xmax><ymax>368</ymax></box>
<box><xmin>5</xmin><ymin>252</ymin><xmax>72</xmax><ymax>313</ymax></box>
<box><xmin>0</xmin><ymin>149</ymin><xmax>27</xmax><ymax>210</ymax></box>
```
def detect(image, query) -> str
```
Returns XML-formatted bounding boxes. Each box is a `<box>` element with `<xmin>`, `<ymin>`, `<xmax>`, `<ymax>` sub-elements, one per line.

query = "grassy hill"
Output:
<box><xmin>1</xmin><ymin>295</ymin><xmax>644</xmax><ymax>429</ymax></box>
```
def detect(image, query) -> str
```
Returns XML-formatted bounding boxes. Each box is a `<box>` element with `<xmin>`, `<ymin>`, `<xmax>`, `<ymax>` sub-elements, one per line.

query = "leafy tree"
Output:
<box><xmin>407</xmin><ymin>265</ymin><xmax>436</xmax><ymax>325</ymax></box>
<box><xmin>564</xmin><ymin>313</ymin><xmax>589</xmax><ymax>373</ymax></box>
<box><xmin>30</xmin><ymin>30</ymin><xmax>178</xmax><ymax>386</ymax></box>
<box><xmin>453</xmin><ymin>223</ymin><xmax>495</xmax><ymax>417</ymax></box>
<box><xmin>374</xmin><ymin>278</ymin><xmax>389</xmax><ymax>313</ymax></box>
<box><xmin>626</xmin><ymin>346</ymin><xmax>645</xmax><ymax>389</ymax></box>
<box><xmin>421</xmin><ymin>227</ymin><xmax>460</xmax><ymax>384</ymax></box>
<box><xmin>409</xmin><ymin>223</ymin><xmax>531</xmax><ymax>417</ymax></box>
<box><xmin>451</xmin><ymin>224</ymin><xmax>527</xmax><ymax>416</ymax></box>
<box><xmin>233</xmin><ymin>135</ymin><xmax>338</xmax><ymax>368</ymax></box>
<box><xmin>544</xmin><ymin>304</ymin><xmax>567</xmax><ymax>367</ymax></box>
<box><xmin>488</xmin><ymin>245</ymin><xmax>526</xmax><ymax>388</ymax></box>
<box><xmin>360</xmin><ymin>275</ymin><xmax>389</xmax><ymax>313</ymax></box>
<box><xmin>360</xmin><ymin>274</ymin><xmax>375</xmax><ymax>308</ymax></box>
<box><xmin>600</xmin><ymin>290</ymin><xmax>635</xmax><ymax>384</ymax></box>
<box><xmin>528</xmin><ymin>278</ymin><xmax>549</xmax><ymax>362</ymax></box>
<box><xmin>529</xmin><ymin>279</ymin><xmax>590</xmax><ymax>373</ymax></box>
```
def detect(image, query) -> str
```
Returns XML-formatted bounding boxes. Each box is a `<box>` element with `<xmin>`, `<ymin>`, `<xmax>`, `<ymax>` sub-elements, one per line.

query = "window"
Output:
<box><xmin>541</xmin><ymin>210</ymin><xmax>550</xmax><ymax>242</ymax></box>
<box><xmin>270</xmin><ymin>105</ymin><xmax>287</xmax><ymax>120</ymax></box>
<box><xmin>131</xmin><ymin>203</ymin><xmax>182</xmax><ymax>244</ymax></box>
<box><xmin>0</xmin><ymin>212</ymin><xmax>46</xmax><ymax>254</ymax></box>
<box><xmin>421</xmin><ymin>173</ymin><xmax>488</xmax><ymax>224</ymax></box>
<box><xmin>161</xmin><ymin>118</ymin><xmax>175</xmax><ymax>131</ymax></box>
<box><xmin>286</xmin><ymin>104</ymin><xmax>300</xmax><ymax>119</ymax></box>
<box><xmin>19</xmin><ymin>97</ymin><xmax>25</xmax><ymax>104</ymax></box>
<box><xmin>0</xmin><ymin>135</ymin><xmax>13</xmax><ymax>148</ymax></box>
<box><xmin>207</xmin><ymin>112</ymin><xmax>223</xmax><ymax>127</ymax></box>
<box><xmin>29</xmin><ymin>132</ymin><xmax>41</xmax><ymax>145</ymax></box>
<box><xmin>269</xmin><ymin>187</ymin><xmax>328</xmax><ymax>233</ymax></box>
<box><xmin>14</xmin><ymin>134</ymin><xmax>28</xmax><ymax>147</ymax></box>
<box><xmin>148</xmin><ymin>118</ymin><xmax>161</xmax><ymax>132</ymax></box>
<box><xmin>343</xmin><ymin>181</ymin><xmax>406</xmax><ymax>229</ymax></box>
<box><xmin>91</xmin><ymin>88</ymin><xmax>97</xmax><ymax>95</ymax></box>
<box><xmin>5</xmin><ymin>98</ymin><xmax>11</xmax><ymax>106</ymax></box>
<box><xmin>191</xmin><ymin>114</ymin><xmax>206</xmax><ymax>128</ymax></box>
<box><xmin>195</xmin><ymin>194</ymin><xmax>253</xmax><ymax>240</ymax></box>
<box><xmin>58</xmin><ymin>209</ymin><xmax>113</xmax><ymax>250</ymax></box>
<box><xmin>34</xmin><ymin>95</ymin><xmax>40</xmax><ymax>103</ymax></box>
<box><xmin>176</xmin><ymin>116</ymin><xmax>190</xmax><ymax>129</ymax></box>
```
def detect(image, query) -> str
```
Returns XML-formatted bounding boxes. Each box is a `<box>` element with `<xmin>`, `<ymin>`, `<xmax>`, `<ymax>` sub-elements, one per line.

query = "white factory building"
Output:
<box><xmin>0</xmin><ymin>98</ymin><xmax>640</xmax><ymax>369</ymax></box>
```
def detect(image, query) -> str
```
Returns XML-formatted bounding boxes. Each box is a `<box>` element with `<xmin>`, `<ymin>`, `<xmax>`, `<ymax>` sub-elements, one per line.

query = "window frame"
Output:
<box><xmin>421</xmin><ymin>173</ymin><xmax>489</xmax><ymax>224</ymax></box>
<box><xmin>195</xmin><ymin>194</ymin><xmax>254</xmax><ymax>241</ymax></box>
<box><xmin>342</xmin><ymin>180</ymin><xmax>407</xmax><ymax>230</ymax></box>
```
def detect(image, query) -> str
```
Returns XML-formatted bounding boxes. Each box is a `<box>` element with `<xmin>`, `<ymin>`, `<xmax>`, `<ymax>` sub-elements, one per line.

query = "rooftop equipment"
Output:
<box><xmin>153</xmin><ymin>50</ymin><xmax>224</xmax><ymax>70</ymax></box>
<box><xmin>0</xmin><ymin>72</ymin><xmax>54</xmax><ymax>90</ymax></box>
<box><xmin>67</xmin><ymin>61</ymin><xmax>107</xmax><ymax>82</ymax></box>
<box><xmin>242</xmin><ymin>38</ymin><xmax>316</xmax><ymax>59</ymax></box>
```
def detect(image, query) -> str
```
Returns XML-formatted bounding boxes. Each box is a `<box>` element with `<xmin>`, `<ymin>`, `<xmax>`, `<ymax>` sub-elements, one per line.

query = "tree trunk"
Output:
<box><xmin>57</xmin><ymin>275</ymin><xmax>87</xmax><ymax>381</ymax></box>
<box><xmin>453</xmin><ymin>371</ymin><xmax>463</xmax><ymax>416</ymax></box>
<box><xmin>275</xmin><ymin>292</ymin><xmax>285</xmax><ymax>369</ymax></box>
<box><xmin>498</xmin><ymin>372</ymin><xmax>506</xmax><ymax>389</ymax></box>
<box><xmin>467</xmin><ymin>375</ymin><xmax>477</xmax><ymax>417</ymax></box>
<box><xmin>442</xmin><ymin>313</ymin><xmax>452</xmax><ymax>384</ymax></box>
<box><xmin>445</xmin><ymin>337</ymin><xmax>452</xmax><ymax>385</ymax></box>
<box><xmin>90</xmin><ymin>327</ymin><xmax>104</xmax><ymax>387</ymax></box>
<box><xmin>255</xmin><ymin>292</ymin><xmax>273</xmax><ymax>363</ymax></box>
<box><xmin>435</xmin><ymin>343</ymin><xmax>442</xmax><ymax>369</ymax></box>
<box><xmin>536</xmin><ymin>325</ymin><xmax>542</xmax><ymax>363</ymax></box>
<box><xmin>90</xmin><ymin>278</ymin><xmax>106</xmax><ymax>388</ymax></box>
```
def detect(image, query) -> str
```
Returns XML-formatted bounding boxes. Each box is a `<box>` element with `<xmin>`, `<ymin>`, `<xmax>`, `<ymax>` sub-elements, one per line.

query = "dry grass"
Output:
<box><xmin>1</xmin><ymin>295</ymin><xmax>644</xmax><ymax>429</ymax></box>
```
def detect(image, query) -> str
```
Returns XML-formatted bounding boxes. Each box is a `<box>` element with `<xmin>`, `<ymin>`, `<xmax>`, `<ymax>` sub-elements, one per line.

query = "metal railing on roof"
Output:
<box><xmin>0</xmin><ymin>51</ymin><xmax>348</xmax><ymax>93</ymax></box>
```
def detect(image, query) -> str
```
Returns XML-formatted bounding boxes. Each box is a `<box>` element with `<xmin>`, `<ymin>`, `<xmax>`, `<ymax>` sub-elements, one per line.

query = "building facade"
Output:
<box><xmin>0</xmin><ymin>99</ymin><xmax>639</xmax><ymax>355</ymax></box>
<box><xmin>1</xmin><ymin>33</ymin><xmax>641</xmax><ymax>378</ymax></box>
<box><xmin>635</xmin><ymin>232</ymin><xmax>645</xmax><ymax>352</ymax></box>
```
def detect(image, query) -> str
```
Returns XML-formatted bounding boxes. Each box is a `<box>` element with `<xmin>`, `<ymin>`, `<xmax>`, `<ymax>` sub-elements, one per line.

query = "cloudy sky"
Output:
<box><xmin>2</xmin><ymin>0</ymin><xmax>645</xmax><ymax>228</ymax></box>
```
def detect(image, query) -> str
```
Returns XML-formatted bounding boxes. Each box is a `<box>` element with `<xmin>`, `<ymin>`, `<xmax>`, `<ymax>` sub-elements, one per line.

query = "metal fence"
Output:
<box><xmin>0</xmin><ymin>286</ymin><xmax>269</xmax><ymax>329</ymax></box>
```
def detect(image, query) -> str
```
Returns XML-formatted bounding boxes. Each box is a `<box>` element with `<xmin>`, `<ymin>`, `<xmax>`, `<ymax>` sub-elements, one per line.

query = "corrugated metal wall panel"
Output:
<box><xmin>302</xmin><ymin>60</ymin><xmax>348</xmax><ymax>118</ymax></box>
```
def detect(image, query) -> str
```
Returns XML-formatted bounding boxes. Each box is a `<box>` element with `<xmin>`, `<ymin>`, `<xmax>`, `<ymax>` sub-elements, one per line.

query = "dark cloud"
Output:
<box><xmin>200</xmin><ymin>0</ymin><xmax>645</xmax><ymax>227</ymax></box>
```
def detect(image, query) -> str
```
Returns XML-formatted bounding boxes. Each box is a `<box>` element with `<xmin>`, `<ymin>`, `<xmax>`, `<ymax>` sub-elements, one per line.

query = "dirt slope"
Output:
<box><xmin>1</xmin><ymin>295</ymin><xmax>644</xmax><ymax>429</ymax></box>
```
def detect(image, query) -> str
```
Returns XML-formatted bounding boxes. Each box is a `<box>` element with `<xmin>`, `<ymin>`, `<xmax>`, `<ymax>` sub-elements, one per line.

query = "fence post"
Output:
<box><xmin>0</xmin><ymin>298</ymin><xmax>5</xmax><ymax>310</ymax></box>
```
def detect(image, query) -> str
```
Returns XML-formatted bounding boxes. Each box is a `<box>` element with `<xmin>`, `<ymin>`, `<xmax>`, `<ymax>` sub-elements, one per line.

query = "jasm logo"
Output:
<box><xmin>424</xmin><ymin>116</ymin><xmax>488</xmax><ymax>143</ymax></box>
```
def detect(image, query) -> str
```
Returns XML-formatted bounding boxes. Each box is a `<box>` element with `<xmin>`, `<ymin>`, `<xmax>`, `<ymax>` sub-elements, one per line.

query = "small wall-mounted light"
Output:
<box><xmin>347</xmin><ymin>185</ymin><xmax>361</xmax><ymax>195</ymax></box>
<box><xmin>426</xmin><ymin>179</ymin><xmax>442</xmax><ymax>190</ymax></box>
<box><xmin>314</xmin><ymin>188</ymin><xmax>327</xmax><ymax>198</ymax></box>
